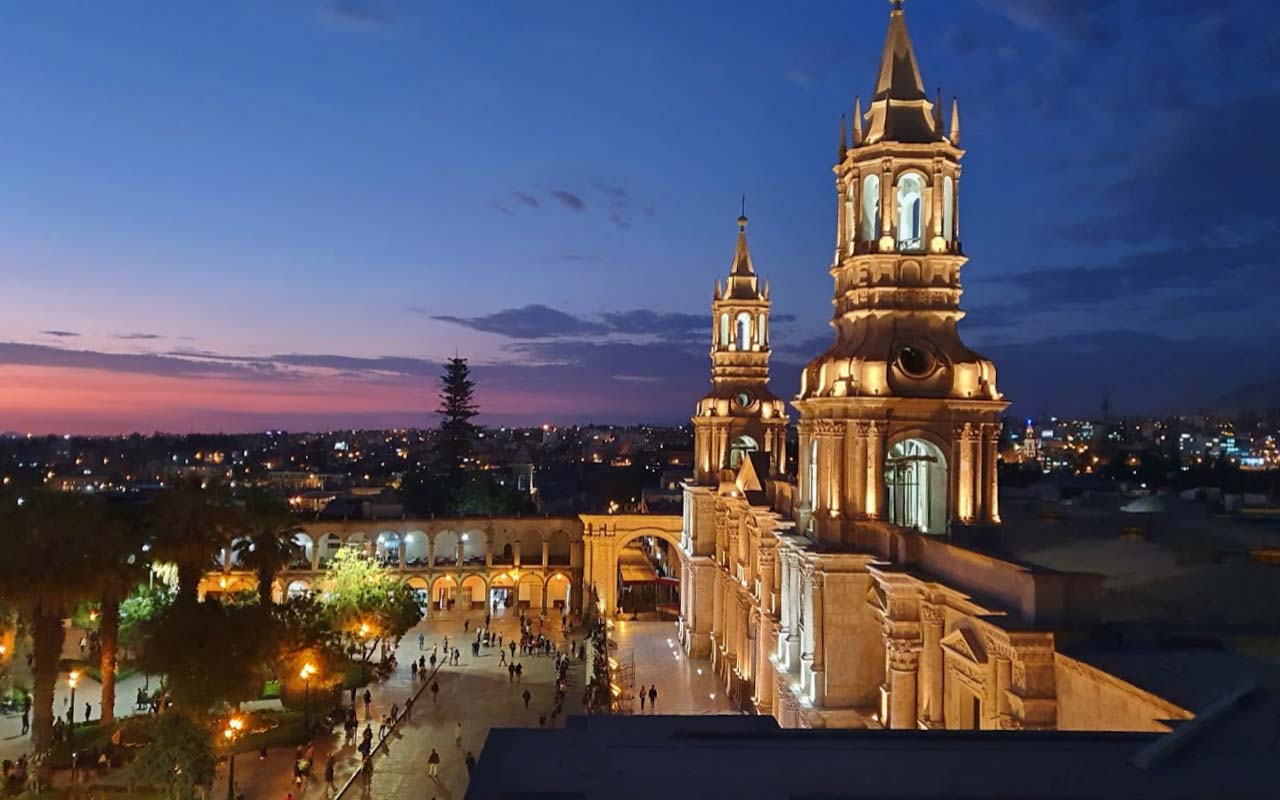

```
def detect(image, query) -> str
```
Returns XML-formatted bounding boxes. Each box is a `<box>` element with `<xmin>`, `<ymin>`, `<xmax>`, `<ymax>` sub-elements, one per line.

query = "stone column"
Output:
<box><xmin>428</xmin><ymin>536</ymin><xmax>436</xmax><ymax>570</ymax></box>
<box><xmin>957</xmin><ymin>423</ymin><xmax>975</xmax><ymax>523</ymax></box>
<box><xmin>887</xmin><ymin>640</ymin><xmax>921</xmax><ymax>729</ymax></box>
<box><xmin>513</xmin><ymin>540</ymin><xmax>521</xmax><ymax>568</ymax></box>
<box><xmin>984</xmin><ymin>423</ymin><xmax>1000</xmax><ymax>524</ymax></box>
<box><xmin>995</xmin><ymin>656</ymin><xmax>1013</xmax><ymax>728</ymax></box>
<box><xmin>398</xmin><ymin>539</ymin><xmax>406</xmax><ymax>570</ymax></box>
<box><xmin>920</xmin><ymin>604</ymin><xmax>945</xmax><ymax>728</ymax></box>
<box><xmin>456</xmin><ymin>539</ymin><xmax>465</xmax><ymax>568</ymax></box>
<box><xmin>541</xmin><ymin>540</ymin><xmax>549</xmax><ymax>568</ymax></box>
<box><xmin>810</xmin><ymin>571</ymin><xmax>826</xmax><ymax>706</ymax></box>
<box><xmin>310</xmin><ymin>542</ymin><xmax>320</xmax><ymax>572</ymax></box>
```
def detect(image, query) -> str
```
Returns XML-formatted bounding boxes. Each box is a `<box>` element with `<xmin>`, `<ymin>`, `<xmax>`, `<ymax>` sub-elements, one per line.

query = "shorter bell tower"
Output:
<box><xmin>693</xmin><ymin>213</ymin><xmax>788</xmax><ymax>485</ymax></box>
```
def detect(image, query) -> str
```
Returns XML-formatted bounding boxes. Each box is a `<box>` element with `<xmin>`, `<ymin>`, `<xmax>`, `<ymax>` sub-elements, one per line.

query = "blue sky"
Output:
<box><xmin>1</xmin><ymin>0</ymin><xmax>1278</xmax><ymax>433</ymax></box>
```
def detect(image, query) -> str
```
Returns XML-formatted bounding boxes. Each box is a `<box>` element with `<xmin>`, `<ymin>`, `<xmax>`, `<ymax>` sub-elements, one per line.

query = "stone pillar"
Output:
<box><xmin>920</xmin><ymin>604</ymin><xmax>945</xmax><ymax>728</ymax></box>
<box><xmin>957</xmin><ymin>423</ymin><xmax>975</xmax><ymax>523</ymax></box>
<box><xmin>864</xmin><ymin>422</ymin><xmax>883</xmax><ymax>518</ymax></box>
<box><xmin>456</xmin><ymin>539</ymin><xmax>465</xmax><ymax>568</ymax></box>
<box><xmin>810</xmin><ymin>571</ymin><xmax>826</xmax><ymax>706</ymax></box>
<box><xmin>513</xmin><ymin>540</ymin><xmax>522</xmax><ymax>568</ymax></box>
<box><xmin>398</xmin><ymin>540</ymin><xmax>406</xmax><ymax>570</ymax></box>
<box><xmin>310</xmin><ymin>542</ymin><xmax>320</xmax><ymax>572</ymax></box>
<box><xmin>887</xmin><ymin>640</ymin><xmax>921</xmax><ymax>729</ymax></box>
<box><xmin>995</xmin><ymin>656</ymin><xmax>1013</xmax><ymax>728</ymax></box>
<box><xmin>428</xmin><ymin>536</ymin><xmax>436</xmax><ymax>570</ymax></box>
<box><xmin>541</xmin><ymin>540</ymin><xmax>549</xmax><ymax>568</ymax></box>
<box><xmin>984</xmin><ymin>423</ymin><xmax>1000</xmax><ymax>523</ymax></box>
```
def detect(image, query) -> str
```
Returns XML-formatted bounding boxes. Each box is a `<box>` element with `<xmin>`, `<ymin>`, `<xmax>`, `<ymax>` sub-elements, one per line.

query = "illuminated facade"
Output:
<box><xmin>676</xmin><ymin>2</ymin><xmax>1193</xmax><ymax>734</ymax></box>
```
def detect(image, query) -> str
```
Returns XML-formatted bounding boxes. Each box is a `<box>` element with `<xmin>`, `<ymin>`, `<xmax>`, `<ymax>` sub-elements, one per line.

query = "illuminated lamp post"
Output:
<box><xmin>299</xmin><ymin>662</ymin><xmax>318</xmax><ymax>731</ymax></box>
<box><xmin>223</xmin><ymin>715</ymin><xmax>245</xmax><ymax>800</ymax></box>
<box><xmin>67</xmin><ymin>670</ymin><xmax>80</xmax><ymax>727</ymax></box>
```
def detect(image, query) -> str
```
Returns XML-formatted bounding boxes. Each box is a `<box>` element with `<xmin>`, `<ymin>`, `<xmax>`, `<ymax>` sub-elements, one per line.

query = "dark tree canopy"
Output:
<box><xmin>434</xmin><ymin>356</ymin><xmax>479</xmax><ymax>480</ymax></box>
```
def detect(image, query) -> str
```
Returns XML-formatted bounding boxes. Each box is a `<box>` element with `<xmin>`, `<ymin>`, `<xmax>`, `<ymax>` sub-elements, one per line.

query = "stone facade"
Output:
<box><xmin>676</xmin><ymin>2</ymin><xmax>1195</xmax><ymax>735</ymax></box>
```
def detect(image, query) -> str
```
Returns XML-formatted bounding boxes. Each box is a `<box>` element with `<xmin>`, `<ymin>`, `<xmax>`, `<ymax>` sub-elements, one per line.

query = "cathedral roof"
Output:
<box><xmin>863</xmin><ymin>1</ymin><xmax>945</xmax><ymax>145</ymax></box>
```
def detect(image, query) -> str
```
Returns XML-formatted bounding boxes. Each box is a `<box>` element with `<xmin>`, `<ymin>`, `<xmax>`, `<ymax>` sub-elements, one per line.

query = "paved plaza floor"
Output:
<box><xmin>0</xmin><ymin>612</ymin><xmax>729</xmax><ymax>798</ymax></box>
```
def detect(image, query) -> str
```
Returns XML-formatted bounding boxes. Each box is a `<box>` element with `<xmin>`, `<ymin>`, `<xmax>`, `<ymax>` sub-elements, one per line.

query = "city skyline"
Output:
<box><xmin>3</xmin><ymin>0</ymin><xmax>1278</xmax><ymax>434</ymax></box>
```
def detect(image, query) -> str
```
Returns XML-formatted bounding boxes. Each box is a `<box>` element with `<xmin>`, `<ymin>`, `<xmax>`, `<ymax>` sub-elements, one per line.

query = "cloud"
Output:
<box><xmin>599</xmin><ymin>310</ymin><xmax>705</xmax><ymax>342</ymax></box>
<box><xmin>40</xmin><ymin>330</ymin><xmax>80</xmax><ymax>338</ymax></box>
<box><xmin>432</xmin><ymin>304</ymin><xmax>608</xmax><ymax>339</ymax></box>
<box><xmin>114</xmin><ymin>332</ymin><xmax>162</xmax><ymax>341</ymax></box>
<box><xmin>548</xmin><ymin>190</ymin><xmax>585</xmax><ymax>212</ymax></box>
<box><xmin>513</xmin><ymin>191</ymin><xmax>540</xmax><ymax>208</ymax></box>
<box><xmin>491</xmin><ymin>204</ymin><xmax>515</xmax><ymax>217</ymax></box>
<box><xmin>982</xmin><ymin>0</ymin><xmax>1116</xmax><ymax>45</ymax></box>
<box><xmin>593</xmin><ymin>182</ymin><xmax>652</xmax><ymax>230</ymax></box>
<box><xmin>317</xmin><ymin>0</ymin><xmax>396</xmax><ymax>31</ymax></box>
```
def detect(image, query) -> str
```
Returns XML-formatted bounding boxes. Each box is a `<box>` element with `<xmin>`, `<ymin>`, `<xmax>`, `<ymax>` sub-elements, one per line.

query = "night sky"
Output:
<box><xmin>2</xmin><ymin>0</ymin><xmax>1278</xmax><ymax>434</ymax></box>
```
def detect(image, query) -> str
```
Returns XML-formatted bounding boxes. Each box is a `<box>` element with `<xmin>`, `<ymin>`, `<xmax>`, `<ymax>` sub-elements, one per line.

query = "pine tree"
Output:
<box><xmin>435</xmin><ymin>356</ymin><xmax>479</xmax><ymax>480</ymax></box>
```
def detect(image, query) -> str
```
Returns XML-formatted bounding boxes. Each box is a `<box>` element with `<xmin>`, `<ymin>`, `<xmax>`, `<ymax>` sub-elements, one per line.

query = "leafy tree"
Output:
<box><xmin>0</xmin><ymin>492</ymin><xmax>115</xmax><ymax>764</ymax></box>
<box><xmin>148</xmin><ymin>479</ymin><xmax>241</xmax><ymax>605</ymax></box>
<box><xmin>119</xmin><ymin>584</ymin><xmax>174</xmax><ymax>657</ymax></box>
<box><xmin>435</xmin><ymin>356</ymin><xmax>479</xmax><ymax>482</ymax></box>
<box><xmin>232</xmin><ymin>494</ymin><xmax>304</xmax><ymax>606</ymax></box>
<box><xmin>134</xmin><ymin>602</ymin><xmax>279</xmax><ymax>713</ymax></box>
<box><xmin>126</xmin><ymin>712</ymin><xmax>216</xmax><ymax>800</ymax></box>
<box><xmin>319</xmin><ymin>549</ymin><xmax>422</xmax><ymax>666</ymax></box>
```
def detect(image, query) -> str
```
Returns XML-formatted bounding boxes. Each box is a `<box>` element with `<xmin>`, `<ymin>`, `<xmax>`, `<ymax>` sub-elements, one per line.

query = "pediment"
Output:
<box><xmin>734</xmin><ymin>453</ymin><xmax>764</xmax><ymax>493</ymax></box>
<box><xmin>940</xmin><ymin>627</ymin><xmax>987</xmax><ymax>665</ymax></box>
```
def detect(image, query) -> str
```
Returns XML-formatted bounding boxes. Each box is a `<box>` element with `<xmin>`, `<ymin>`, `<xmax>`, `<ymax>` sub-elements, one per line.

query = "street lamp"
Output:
<box><xmin>299</xmin><ymin>662</ymin><xmax>317</xmax><ymax>731</ymax></box>
<box><xmin>223</xmin><ymin>714</ymin><xmax>244</xmax><ymax>800</ymax></box>
<box><xmin>67</xmin><ymin>669</ymin><xmax>80</xmax><ymax>728</ymax></box>
<box><xmin>357</xmin><ymin>622</ymin><xmax>375</xmax><ymax>682</ymax></box>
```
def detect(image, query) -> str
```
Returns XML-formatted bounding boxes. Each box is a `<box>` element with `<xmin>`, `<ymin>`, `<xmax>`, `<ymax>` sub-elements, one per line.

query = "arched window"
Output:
<box><xmin>845</xmin><ymin>183</ymin><xmax>857</xmax><ymax>253</ymax></box>
<box><xmin>896</xmin><ymin>173</ymin><xmax>924</xmax><ymax>251</ymax></box>
<box><xmin>885</xmin><ymin>438</ymin><xmax>948</xmax><ymax>534</ymax></box>
<box><xmin>719</xmin><ymin>313</ymin><xmax>730</xmax><ymax>348</ymax></box>
<box><xmin>735</xmin><ymin>312</ymin><xmax>752</xmax><ymax>351</ymax></box>
<box><xmin>757</xmin><ymin>312</ymin><xmax>767</xmax><ymax>349</ymax></box>
<box><xmin>860</xmin><ymin>174</ymin><xmax>880</xmax><ymax>242</ymax></box>
<box><xmin>808</xmin><ymin>438</ymin><xmax>819</xmax><ymax>511</ymax></box>
<box><xmin>730</xmin><ymin>435</ymin><xmax>759</xmax><ymax>469</ymax></box>
<box><xmin>943</xmin><ymin>175</ymin><xmax>954</xmax><ymax>243</ymax></box>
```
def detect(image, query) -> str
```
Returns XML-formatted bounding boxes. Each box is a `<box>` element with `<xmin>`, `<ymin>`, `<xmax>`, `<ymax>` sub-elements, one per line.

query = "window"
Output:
<box><xmin>808</xmin><ymin>438</ymin><xmax>819</xmax><ymax>510</ymax></box>
<box><xmin>884</xmin><ymin>438</ymin><xmax>947</xmax><ymax>534</ymax></box>
<box><xmin>943</xmin><ymin>175</ymin><xmax>954</xmax><ymax>243</ymax></box>
<box><xmin>757</xmin><ymin>312</ymin><xmax>767</xmax><ymax>348</ymax></box>
<box><xmin>719</xmin><ymin>313</ymin><xmax>730</xmax><ymax>347</ymax></box>
<box><xmin>845</xmin><ymin>183</ymin><xmax>857</xmax><ymax>253</ymax></box>
<box><xmin>896</xmin><ymin>173</ymin><xmax>924</xmax><ymax>251</ymax></box>
<box><xmin>860</xmin><ymin>174</ymin><xmax>880</xmax><ymax>242</ymax></box>
<box><xmin>735</xmin><ymin>312</ymin><xmax>752</xmax><ymax>351</ymax></box>
<box><xmin>730</xmin><ymin>435</ymin><xmax>759</xmax><ymax>469</ymax></box>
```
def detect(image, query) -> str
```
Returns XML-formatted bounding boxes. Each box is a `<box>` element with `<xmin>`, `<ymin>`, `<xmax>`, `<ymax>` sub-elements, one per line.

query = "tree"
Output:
<box><xmin>148</xmin><ymin>479</ymin><xmax>241</xmax><ymax>605</ymax></box>
<box><xmin>126</xmin><ymin>712</ymin><xmax>216</xmax><ymax>800</ymax></box>
<box><xmin>232</xmin><ymin>494</ymin><xmax>304</xmax><ymax>606</ymax></box>
<box><xmin>0</xmin><ymin>493</ymin><xmax>118</xmax><ymax>763</ymax></box>
<box><xmin>91</xmin><ymin>502</ymin><xmax>150</xmax><ymax>727</ymax></box>
<box><xmin>435</xmin><ymin>356</ymin><xmax>480</xmax><ymax>482</ymax></box>
<box><xmin>319</xmin><ymin>549</ymin><xmax>422</xmax><ymax>667</ymax></box>
<box><xmin>134</xmin><ymin>601</ymin><xmax>279</xmax><ymax>713</ymax></box>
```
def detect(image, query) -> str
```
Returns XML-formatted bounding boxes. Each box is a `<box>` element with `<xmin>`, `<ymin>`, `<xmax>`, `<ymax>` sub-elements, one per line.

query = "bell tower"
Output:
<box><xmin>693</xmin><ymin>212</ymin><xmax>788</xmax><ymax>485</ymax></box>
<box><xmin>793</xmin><ymin>0</ymin><xmax>1007</xmax><ymax>540</ymax></box>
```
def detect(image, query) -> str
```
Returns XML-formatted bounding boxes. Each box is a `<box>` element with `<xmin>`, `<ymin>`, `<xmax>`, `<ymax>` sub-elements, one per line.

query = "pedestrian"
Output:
<box><xmin>509</xmin><ymin>641</ymin><xmax>516</xmax><ymax>659</ymax></box>
<box><xmin>427</xmin><ymin>747</ymin><xmax>440</xmax><ymax>777</ymax></box>
<box><xmin>465</xmin><ymin>750</ymin><xmax>476</xmax><ymax>776</ymax></box>
<box><xmin>454</xmin><ymin>721</ymin><xmax>463</xmax><ymax>748</ymax></box>
<box><xmin>430</xmin><ymin>652</ymin><xmax>437</xmax><ymax>670</ymax></box>
<box><xmin>639</xmin><ymin>689</ymin><xmax>646</xmax><ymax>711</ymax></box>
<box><xmin>411</xmin><ymin>661</ymin><xmax>419</xmax><ymax>680</ymax></box>
<box><xmin>418</xmin><ymin>633</ymin><xmax>425</xmax><ymax>651</ymax></box>
<box><xmin>405</xmin><ymin>695</ymin><xmax>414</xmax><ymax>721</ymax></box>
<box><xmin>349</xmin><ymin>685</ymin><xmax>357</xmax><ymax>705</ymax></box>
<box><xmin>21</xmin><ymin>708</ymin><xmax>29</xmax><ymax>735</ymax></box>
<box><xmin>522</xmin><ymin>689</ymin><xmax>531</xmax><ymax>709</ymax></box>
<box><xmin>515</xmin><ymin>662</ymin><xmax>523</xmax><ymax>682</ymax></box>
<box><xmin>84</xmin><ymin>702</ymin><xmax>91</xmax><ymax>724</ymax></box>
<box><xmin>499</xmin><ymin>648</ymin><xmax>507</xmax><ymax>666</ymax></box>
<box><xmin>431</xmin><ymin>680</ymin><xmax>439</xmax><ymax>702</ymax></box>
<box><xmin>324</xmin><ymin>754</ymin><xmax>336</xmax><ymax>795</ymax></box>
<box><xmin>453</xmin><ymin>648</ymin><xmax>460</xmax><ymax>665</ymax></box>
<box><xmin>648</xmin><ymin>684</ymin><xmax>657</xmax><ymax>711</ymax></box>
<box><xmin>472</xmin><ymin>641</ymin><xmax>479</xmax><ymax>658</ymax></box>
<box><xmin>539</xmin><ymin>714</ymin><xmax>547</xmax><ymax>728</ymax></box>
<box><xmin>464</xmin><ymin>619</ymin><xmax>470</xmax><ymax>633</ymax></box>
<box><xmin>508</xmin><ymin>663</ymin><xmax>515</xmax><ymax>683</ymax></box>
<box><xmin>363</xmin><ymin>689</ymin><xmax>372</xmax><ymax>719</ymax></box>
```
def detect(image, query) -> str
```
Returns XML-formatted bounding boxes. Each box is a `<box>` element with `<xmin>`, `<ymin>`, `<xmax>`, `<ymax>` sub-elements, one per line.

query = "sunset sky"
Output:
<box><xmin>2</xmin><ymin>0</ymin><xmax>1278</xmax><ymax>433</ymax></box>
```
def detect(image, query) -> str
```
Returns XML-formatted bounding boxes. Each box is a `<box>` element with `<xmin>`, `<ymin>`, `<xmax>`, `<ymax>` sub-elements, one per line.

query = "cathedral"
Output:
<box><xmin>675</xmin><ymin>2</ymin><xmax>1189</xmax><ymax>732</ymax></box>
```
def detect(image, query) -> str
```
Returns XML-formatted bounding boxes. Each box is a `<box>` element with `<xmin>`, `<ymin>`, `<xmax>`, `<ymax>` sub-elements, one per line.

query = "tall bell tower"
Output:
<box><xmin>692</xmin><ymin>213</ymin><xmax>788</xmax><ymax>485</ymax></box>
<box><xmin>793</xmin><ymin>0</ymin><xmax>1007</xmax><ymax>541</ymax></box>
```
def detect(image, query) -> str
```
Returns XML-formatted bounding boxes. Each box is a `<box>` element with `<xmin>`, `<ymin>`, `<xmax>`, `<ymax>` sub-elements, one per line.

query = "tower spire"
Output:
<box><xmin>934</xmin><ymin>87</ymin><xmax>943</xmax><ymax>128</ymax></box>
<box><xmin>731</xmin><ymin>207</ymin><xmax>754</xmax><ymax>278</ymax></box>
<box><xmin>852</xmin><ymin>96</ymin><xmax>864</xmax><ymax>145</ymax></box>
<box><xmin>949</xmin><ymin>96</ymin><xmax>961</xmax><ymax>144</ymax></box>
<box><xmin>839</xmin><ymin>115</ymin><xmax>848</xmax><ymax>160</ymax></box>
<box><xmin>864</xmin><ymin>0</ymin><xmax>941</xmax><ymax>144</ymax></box>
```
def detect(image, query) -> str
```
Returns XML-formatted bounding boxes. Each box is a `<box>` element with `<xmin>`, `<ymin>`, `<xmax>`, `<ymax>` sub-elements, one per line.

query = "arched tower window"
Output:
<box><xmin>885</xmin><ymin>438</ymin><xmax>947</xmax><ymax>534</ymax></box>
<box><xmin>860</xmin><ymin>174</ymin><xmax>880</xmax><ymax>242</ymax></box>
<box><xmin>943</xmin><ymin>175</ymin><xmax>954</xmax><ymax>244</ymax></box>
<box><xmin>735</xmin><ymin>312</ymin><xmax>752</xmax><ymax>351</ymax></box>
<box><xmin>757</xmin><ymin>312</ymin><xmax>767</xmax><ymax>349</ymax></box>
<box><xmin>719</xmin><ymin>312</ymin><xmax>730</xmax><ymax>348</ymax></box>
<box><xmin>845</xmin><ymin>183</ymin><xmax>857</xmax><ymax>254</ymax></box>
<box><xmin>896</xmin><ymin>173</ymin><xmax>924</xmax><ymax>252</ymax></box>
<box><xmin>807</xmin><ymin>438</ymin><xmax>819</xmax><ymax>511</ymax></box>
<box><xmin>729</xmin><ymin>435</ymin><xmax>759</xmax><ymax>469</ymax></box>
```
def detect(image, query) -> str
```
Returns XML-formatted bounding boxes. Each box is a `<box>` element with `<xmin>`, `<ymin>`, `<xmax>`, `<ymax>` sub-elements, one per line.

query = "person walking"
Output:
<box><xmin>465</xmin><ymin>750</ymin><xmax>477</xmax><ymax>776</ymax></box>
<box><xmin>431</xmin><ymin>680</ymin><xmax>440</xmax><ymax>703</ymax></box>
<box><xmin>464</xmin><ymin>619</ymin><xmax>470</xmax><ymax>633</ymax></box>
<box><xmin>648</xmin><ymin>684</ymin><xmax>657</xmax><ymax>711</ymax></box>
<box><xmin>522</xmin><ymin>689</ymin><xmax>531</xmax><ymax>709</ymax></box>
<box><xmin>418</xmin><ymin>633</ymin><xmax>425</xmax><ymax>651</ymax></box>
<box><xmin>363</xmin><ymin>689</ymin><xmax>372</xmax><ymax>719</ymax></box>
<box><xmin>454</xmin><ymin>721</ymin><xmax>463</xmax><ymax>748</ymax></box>
<box><xmin>515</xmin><ymin>662</ymin><xmax>523</xmax><ymax>682</ymax></box>
<box><xmin>499</xmin><ymin>648</ymin><xmax>507</xmax><ymax>666</ymax></box>
<box><xmin>21</xmin><ymin>708</ymin><xmax>29</xmax><ymax>735</ymax></box>
<box><xmin>349</xmin><ymin>685</ymin><xmax>357</xmax><ymax>706</ymax></box>
<box><xmin>84</xmin><ymin>702</ymin><xmax>91</xmax><ymax>724</ymax></box>
<box><xmin>324</xmin><ymin>754</ymin><xmax>336</xmax><ymax>796</ymax></box>
<box><xmin>404</xmin><ymin>695</ymin><xmax>414</xmax><ymax>721</ymax></box>
<box><xmin>427</xmin><ymin>748</ymin><xmax>440</xmax><ymax>778</ymax></box>
<box><xmin>639</xmin><ymin>689</ymin><xmax>646</xmax><ymax>711</ymax></box>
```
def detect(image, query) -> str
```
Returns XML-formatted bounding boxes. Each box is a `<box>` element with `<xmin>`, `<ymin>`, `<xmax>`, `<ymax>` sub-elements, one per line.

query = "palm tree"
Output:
<box><xmin>91</xmin><ymin>502</ymin><xmax>149</xmax><ymax>727</ymax></box>
<box><xmin>233</xmin><ymin>495</ymin><xmax>305</xmax><ymax>606</ymax></box>
<box><xmin>147</xmin><ymin>479</ymin><xmax>240</xmax><ymax>606</ymax></box>
<box><xmin>0</xmin><ymin>492</ymin><xmax>112</xmax><ymax>768</ymax></box>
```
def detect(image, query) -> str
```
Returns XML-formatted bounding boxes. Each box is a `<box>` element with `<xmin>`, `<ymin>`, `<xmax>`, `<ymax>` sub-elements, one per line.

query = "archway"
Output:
<box><xmin>896</xmin><ymin>172</ymin><xmax>925</xmax><ymax>251</ymax></box>
<box><xmin>403</xmin><ymin>531</ymin><xmax>428</xmax><ymax>568</ymax></box>
<box><xmin>316</xmin><ymin>533</ymin><xmax>342</xmax><ymax>568</ymax></box>
<box><xmin>406</xmin><ymin>576</ymin><xmax>430</xmax><ymax>610</ymax></box>
<box><xmin>885</xmin><ymin>437</ymin><xmax>948</xmax><ymax>534</ymax></box>
<box><xmin>460</xmin><ymin>574</ymin><xmax>487</xmax><ymax>611</ymax></box>
<box><xmin>615</xmin><ymin>533</ymin><xmax>679</xmax><ymax>620</ymax></box>
<box><xmin>375</xmin><ymin>531</ymin><xmax>400</xmax><ymax>567</ymax></box>
<box><xmin>729</xmin><ymin>435</ymin><xmax>759</xmax><ymax>470</ymax></box>
<box><xmin>344</xmin><ymin>532</ymin><xmax>370</xmax><ymax>557</ymax></box>
<box><xmin>227</xmin><ymin>537</ymin><xmax>250</xmax><ymax>569</ymax></box>
<box><xmin>286</xmin><ymin>579</ymin><xmax>312</xmax><ymax>600</ymax></box>
<box><xmin>460</xmin><ymin>531</ymin><xmax>486</xmax><ymax>566</ymax></box>
<box><xmin>492</xmin><ymin>529</ymin><xmax>517</xmax><ymax>565</ymax></box>
<box><xmin>490</xmin><ymin>572</ymin><xmax>516</xmax><ymax>613</ymax></box>
<box><xmin>291</xmin><ymin>533</ymin><xmax>315</xmax><ymax>571</ymax></box>
<box><xmin>547</xmin><ymin>530</ymin><xmax>571</xmax><ymax>566</ymax></box>
<box><xmin>431</xmin><ymin>575</ymin><xmax>457</xmax><ymax>612</ymax></box>
<box><xmin>519</xmin><ymin>534</ymin><xmax>543</xmax><ymax>567</ymax></box>
<box><xmin>546</xmin><ymin>573</ymin><xmax>572</xmax><ymax>612</ymax></box>
<box><xmin>517</xmin><ymin>573</ymin><xmax>543</xmax><ymax>610</ymax></box>
<box><xmin>433</xmin><ymin>531</ymin><xmax>459</xmax><ymax>567</ymax></box>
